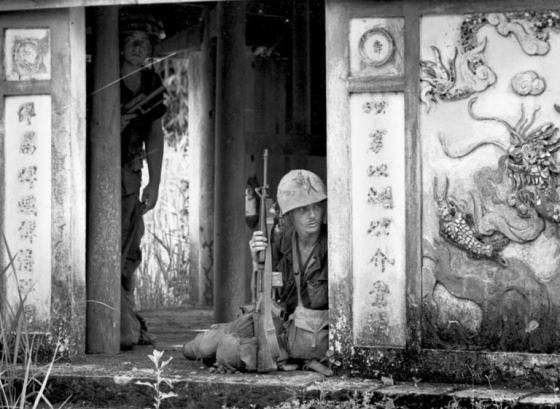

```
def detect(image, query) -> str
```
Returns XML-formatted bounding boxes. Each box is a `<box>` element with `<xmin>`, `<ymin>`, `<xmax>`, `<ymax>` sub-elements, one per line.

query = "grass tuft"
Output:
<box><xmin>0</xmin><ymin>234</ymin><xmax>66</xmax><ymax>409</ymax></box>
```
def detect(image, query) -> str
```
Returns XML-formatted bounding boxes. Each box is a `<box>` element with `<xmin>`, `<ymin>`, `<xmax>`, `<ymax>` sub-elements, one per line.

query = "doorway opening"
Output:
<box><xmin>85</xmin><ymin>0</ymin><xmax>326</xmax><ymax>350</ymax></box>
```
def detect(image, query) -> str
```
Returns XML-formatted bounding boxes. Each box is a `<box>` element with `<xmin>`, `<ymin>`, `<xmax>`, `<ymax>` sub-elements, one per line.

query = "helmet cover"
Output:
<box><xmin>276</xmin><ymin>169</ymin><xmax>327</xmax><ymax>215</ymax></box>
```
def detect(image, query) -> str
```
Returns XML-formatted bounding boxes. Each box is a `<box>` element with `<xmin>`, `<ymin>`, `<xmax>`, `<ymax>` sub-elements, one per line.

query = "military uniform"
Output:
<box><xmin>121</xmin><ymin>68</ymin><xmax>166</xmax><ymax>348</ymax></box>
<box><xmin>272</xmin><ymin>225</ymin><xmax>328</xmax><ymax>318</ymax></box>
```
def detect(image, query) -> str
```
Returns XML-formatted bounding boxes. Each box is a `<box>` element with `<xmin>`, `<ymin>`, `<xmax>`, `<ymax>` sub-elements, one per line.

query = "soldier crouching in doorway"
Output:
<box><xmin>183</xmin><ymin>170</ymin><xmax>332</xmax><ymax>376</ymax></box>
<box><xmin>119</xmin><ymin>9</ymin><xmax>167</xmax><ymax>350</ymax></box>
<box><xmin>251</xmin><ymin>169</ymin><xmax>331</xmax><ymax>376</ymax></box>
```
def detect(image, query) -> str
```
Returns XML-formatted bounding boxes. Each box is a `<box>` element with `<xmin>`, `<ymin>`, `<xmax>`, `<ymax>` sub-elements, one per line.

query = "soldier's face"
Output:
<box><xmin>290</xmin><ymin>201</ymin><xmax>325</xmax><ymax>237</ymax></box>
<box><xmin>123</xmin><ymin>31</ymin><xmax>151</xmax><ymax>67</ymax></box>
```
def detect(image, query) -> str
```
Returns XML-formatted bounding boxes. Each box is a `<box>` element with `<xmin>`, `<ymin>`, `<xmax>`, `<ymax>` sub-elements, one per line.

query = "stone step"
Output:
<box><xmin>41</xmin><ymin>352</ymin><xmax>560</xmax><ymax>409</ymax></box>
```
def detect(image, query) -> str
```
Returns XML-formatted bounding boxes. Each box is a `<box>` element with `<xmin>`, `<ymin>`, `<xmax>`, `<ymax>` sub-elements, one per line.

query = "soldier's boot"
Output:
<box><xmin>304</xmin><ymin>359</ymin><xmax>333</xmax><ymax>377</ymax></box>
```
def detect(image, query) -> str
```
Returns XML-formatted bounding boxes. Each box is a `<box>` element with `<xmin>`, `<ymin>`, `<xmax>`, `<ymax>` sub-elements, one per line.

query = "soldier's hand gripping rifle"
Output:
<box><xmin>253</xmin><ymin>149</ymin><xmax>281</xmax><ymax>372</ymax></box>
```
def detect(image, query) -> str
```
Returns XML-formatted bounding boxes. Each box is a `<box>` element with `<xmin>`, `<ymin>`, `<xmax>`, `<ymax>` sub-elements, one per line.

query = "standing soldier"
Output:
<box><xmin>119</xmin><ymin>9</ymin><xmax>167</xmax><ymax>350</ymax></box>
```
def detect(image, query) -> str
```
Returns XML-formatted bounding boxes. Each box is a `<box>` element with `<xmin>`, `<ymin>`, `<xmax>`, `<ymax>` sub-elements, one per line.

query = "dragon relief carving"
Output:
<box><xmin>422</xmin><ymin>10</ymin><xmax>560</xmax><ymax>351</ymax></box>
<box><xmin>434</xmin><ymin>176</ymin><xmax>509</xmax><ymax>266</ymax></box>
<box><xmin>439</xmin><ymin>97</ymin><xmax>560</xmax><ymax>225</ymax></box>
<box><xmin>420</xmin><ymin>39</ymin><xmax>496</xmax><ymax>111</ymax></box>
<box><xmin>420</xmin><ymin>11</ymin><xmax>560</xmax><ymax>111</ymax></box>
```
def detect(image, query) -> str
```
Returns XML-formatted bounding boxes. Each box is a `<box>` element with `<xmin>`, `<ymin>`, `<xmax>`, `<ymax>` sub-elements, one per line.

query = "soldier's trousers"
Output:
<box><xmin>121</xmin><ymin>192</ymin><xmax>145</xmax><ymax>348</ymax></box>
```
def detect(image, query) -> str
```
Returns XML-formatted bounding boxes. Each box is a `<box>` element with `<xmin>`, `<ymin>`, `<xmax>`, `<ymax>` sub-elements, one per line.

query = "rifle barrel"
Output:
<box><xmin>259</xmin><ymin>149</ymin><xmax>269</xmax><ymax>234</ymax></box>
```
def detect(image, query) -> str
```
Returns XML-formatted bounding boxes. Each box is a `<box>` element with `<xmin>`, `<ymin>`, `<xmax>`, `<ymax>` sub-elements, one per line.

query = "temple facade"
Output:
<box><xmin>1</xmin><ymin>0</ymin><xmax>560</xmax><ymax>386</ymax></box>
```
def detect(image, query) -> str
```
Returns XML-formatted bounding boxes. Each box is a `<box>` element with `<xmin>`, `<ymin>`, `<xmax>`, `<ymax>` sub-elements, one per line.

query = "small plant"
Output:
<box><xmin>0</xmin><ymin>233</ymin><xmax>68</xmax><ymax>408</ymax></box>
<box><xmin>137</xmin><ymin>349</ymin><xmax>178</xmax><ymax>409</ymax></box>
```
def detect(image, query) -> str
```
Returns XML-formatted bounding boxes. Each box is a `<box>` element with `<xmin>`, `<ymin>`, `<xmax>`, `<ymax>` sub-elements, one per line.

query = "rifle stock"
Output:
<box><xmin>254</xmin><ymin>149</ymin><xmax>280</xmax><ymax>372</ymax></box>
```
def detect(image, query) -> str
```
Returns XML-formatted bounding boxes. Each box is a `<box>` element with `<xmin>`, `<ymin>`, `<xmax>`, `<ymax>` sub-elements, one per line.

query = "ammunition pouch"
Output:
<box><xmin>285</xmin><ymin>306</ymin><xmax>328</xmax><ymax>360</ymax></box>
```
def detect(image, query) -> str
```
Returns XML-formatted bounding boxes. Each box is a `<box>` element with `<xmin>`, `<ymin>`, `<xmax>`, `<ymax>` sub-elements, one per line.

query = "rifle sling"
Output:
<box><xmin>292</xmin><ymin>235</ymin><xmax>320</xmax><ymax>307</ymax></box>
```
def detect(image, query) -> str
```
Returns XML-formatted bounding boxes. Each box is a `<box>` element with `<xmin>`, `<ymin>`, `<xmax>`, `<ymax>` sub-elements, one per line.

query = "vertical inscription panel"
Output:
<box><xmin>4</xmin><ymin>95</ymin><xmax>52</xmax><ymax>329</ymax></box>
<box><xmin>351</xmin><ymin>92</ymin><xmax>406</xmax><ymax>347</ymax></box>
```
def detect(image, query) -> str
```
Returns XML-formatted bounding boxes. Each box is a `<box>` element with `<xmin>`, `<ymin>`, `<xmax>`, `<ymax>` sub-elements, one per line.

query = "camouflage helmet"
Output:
<box><xmin>120</xmin><ymin>9</ymin><xmax>166</xmax><ymax>44</ymax></box>
<box><xmin>276</xmin><ymin>170</ymin><xmax>327</xmax><ymax>215</ymax></box>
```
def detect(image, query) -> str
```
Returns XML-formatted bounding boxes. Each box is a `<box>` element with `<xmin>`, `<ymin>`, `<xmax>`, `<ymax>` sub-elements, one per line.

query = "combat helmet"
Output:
<box><xmin>276</xmin><ymin>170</ymin><xmax>327</xmax><ymax>215</ymax></box>
<box><xmin>120</xmin><ymin>8</ymin><xmax>166</xmax><ymax>44</ymax></box>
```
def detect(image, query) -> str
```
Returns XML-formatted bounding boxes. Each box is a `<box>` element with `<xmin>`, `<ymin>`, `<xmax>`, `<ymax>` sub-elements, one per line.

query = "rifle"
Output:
<box><xmin>121</xmin><ymin>85</ymin><xmax>166</xmax><ymax>117</ymax></box>
<box><xmin>253</xmin><ymin>149</ymin><xmax>280</xmax><ymax>372</ymax></box>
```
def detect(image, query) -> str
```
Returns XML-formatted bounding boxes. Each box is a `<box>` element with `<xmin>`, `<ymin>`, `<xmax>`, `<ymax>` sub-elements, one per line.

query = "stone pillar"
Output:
<box><xmin>187</xmin><ymin>9</ymin><xmax>215</xmax><ymax>307</ymax></box>
<box><xmin>86</xmin><ymin>6</ymin><xmax>121</xmax><ymax>354</ymax></box>
<box><xmin>197</xmin><ymin>8</ymin><xmax>215</xmax><ymax>307</ymax></box>
<box><xmin>187</xmin><ymin>65</ymin><xmax>201</xmax><ymax>307</ymax></box>
<box><xmin>213</xmin><ymin>2</ymin><xmax>247</xmax><ymax>322</ymax></box>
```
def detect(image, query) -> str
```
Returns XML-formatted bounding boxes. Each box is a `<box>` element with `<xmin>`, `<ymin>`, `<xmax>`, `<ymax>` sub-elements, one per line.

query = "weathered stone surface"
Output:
<box><xmin>377</xmin><ymin>382</ymin><xmax>457</xmax><ymax>396</ymax></box>
<box><xmin>372</xmin><ymin>382</ymin><xmax>459</xmax><ymax>409</ymax></box>
<box><xmin>39</xmin><ymin>340</ymin><xmax>554</xmax><ymax>409</ymax></box>
<box><xmin>452</xmin><ymin>387</ymin><xmax>533</xmax><ymax>402</ymax></box>
<box><xmin>518</xmin><ymin>393</ymin><xmax>560</xmax><ymax>405</ymax></box>
<box><xmin>306</xmin><ymin>377</ymin><xmax>382</xmax><ymax>393</ymax></box>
